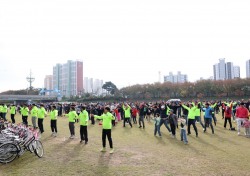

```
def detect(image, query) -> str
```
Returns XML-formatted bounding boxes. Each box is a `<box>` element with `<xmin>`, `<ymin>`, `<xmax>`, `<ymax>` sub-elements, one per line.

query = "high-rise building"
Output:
<box><xmin>84</xmin><ymin>77</ymin><xmax>103</xmax><ymax>95</ymax></box>
<box><xmin>226</xmin><ymin>62</ymin><xmax>234</xmax><ymax>80</ymax></box>
<box><xmin>213</xmin><ymin>64</ymin><xmax>219</xmax><ymax>80</ymax></box>
<box><xmin>164</xmin><ymin>71</ymin><xmax>188</xmax><ymax>83</ymax></box>
<box><xmin>213</xmin><ymin>58</ymin><xmax>226</xmax><ymax>80</ymax></box>
<box><xmin>234</xmin><ymin>66</ymin><xmax>240</xmax><ymax>78</ymax></box>
<box><xmin>44</xmin><ymin>75</ymin><xmax>53</xmax><ymax>95</ymax></box>
<box><xmin>246</xmin><ymin>60</ymin><xmax>250</xmax><ymax>78</ymax></box>
<box><xmin>213</xmin><ymin>59</ymin><xmax>240</xmax><ymax>80</ymax></box>
<box><xmin>53</xmin><ymin>60</ymin><xmax>83</xmax><ymax>97</ymax></box>
<box><xmin>219</xmin><ymin>58</ymin><xmax>226</xmax><ymax>80</ymax></box>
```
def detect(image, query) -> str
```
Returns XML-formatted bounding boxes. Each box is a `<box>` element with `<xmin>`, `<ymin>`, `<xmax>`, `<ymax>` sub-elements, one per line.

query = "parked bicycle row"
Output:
<box><xmin>0</xmin><ymin>119</ymin><xmax>43</xmax><ymax>164</ymax></box>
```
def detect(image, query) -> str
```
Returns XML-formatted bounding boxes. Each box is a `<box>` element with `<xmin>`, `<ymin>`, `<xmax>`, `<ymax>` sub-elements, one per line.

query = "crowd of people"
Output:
<box><xmin>0</xmin><ymin>99</ymin><xmax>250</xmax><ymax>154</ymax></box>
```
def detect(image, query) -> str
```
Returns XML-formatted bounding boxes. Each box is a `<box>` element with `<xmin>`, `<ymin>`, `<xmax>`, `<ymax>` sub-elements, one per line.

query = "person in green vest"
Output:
<box><xmin>50</xmin><ymin>105</ymin><xmax>58</xmax><ymax>137</ymax></box>
<box><xmin>22</xmin><ymin>104</ymin><xmax>29</xmax><ymax>126</ymax></box>
<box><xmin>65</xmin><ymin>106</ymin><xmax>78</xmax><ymax>139</ymax></box>
<box><xmin>0</xmin><ymin>104</ymin><xmax>3</xmax><ymax>119</ymax></box>
<box><xmin>10</xmin><ymin>104</ymin><xmax>16</xmax><ymax>123</ymax></box>
<box><xmin>91</xmin><ymin>106</ymin><xmax>115</xmax><ymax>154</ymax></box>
<box><xmin>122</xmin><ymin>103</ymin><xmax>133</xmax><ymax>128</ymax></box>
<box><xmin>78</xmin><ymin>106</ymin><xmax>89</xmax><ymax>144</ymax></box>
<box><xmin>37</xmin><ymin>104</ymin><xmax>47</xmax><ymax>134</ymax></box>
<box><xmin>31</xmin><ymin>104</ymin><xmax>38</xmax><ymax>128</ymax></box>
<box><xmin>181</xmin><ymin>102</ymin><xmax>198</xmax><ymax>137</ymax></box>
<box><xmin>2</xmin><ymin>104</ymin><xmax>8</xmax><ymax>121</ymax></box>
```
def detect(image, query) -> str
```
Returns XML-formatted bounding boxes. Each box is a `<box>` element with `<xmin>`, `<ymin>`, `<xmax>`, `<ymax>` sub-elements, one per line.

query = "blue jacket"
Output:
<box><xmin>202</xmin><ymin>107</ymin><xmax>213</xmax><ymax>118</ymax></box>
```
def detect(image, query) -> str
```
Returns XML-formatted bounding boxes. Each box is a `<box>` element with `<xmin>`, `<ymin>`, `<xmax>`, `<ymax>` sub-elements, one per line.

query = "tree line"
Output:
<box><xmin>118</xmin><ymin>78</ymin><xmax>250</xmax><ymax>100</ymax></box>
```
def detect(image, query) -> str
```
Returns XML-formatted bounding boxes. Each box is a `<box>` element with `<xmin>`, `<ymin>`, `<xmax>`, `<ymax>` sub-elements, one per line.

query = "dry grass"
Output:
<box><xmin>0</xmin><ymin>112</ymin><xmax>250</xmax><ymax>176</ymax></box>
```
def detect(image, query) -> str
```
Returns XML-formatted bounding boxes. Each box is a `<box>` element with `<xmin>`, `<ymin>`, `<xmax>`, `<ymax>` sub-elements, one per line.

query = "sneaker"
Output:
<box><xmin>54</xmin><ymin>133</ymin><xmax>57</xmax><ymax>137</ymax></box>
<box><xmin>85</xmin><ymin>141</ymin><xmax>88</xmax><ymax>145</ymax></box>
<box><xmin>203</xmin><ymin>128</ymin><xmax>205</xmax><ymax>133</ymax></box>
<box><xmin>238</xmin><ymin>132</ymin><xmax>240</xmax><ymax>136</ymax></box>
<box><xmin>80</xmin><ymin>140</ymin><xmax>83</xmax><ymax>143</ymax></box>
<box><xmin>70</xmin><ymin>135</ymin><xmax>75</xmax><ymax>139</ymax></box>
<box><xmin>171</xmin><ymin>135</ymin><xmax>176</xmax><ymax>139</ymax></box>
<box><xmin>100</xmin><ymin>148</ymin><xmax>106</xmax><ymax>152</ymax></box>
<box><xmin>110</xmin><ymin>148</ymin><xmax>114</xmax><ymax>154</ymax></box>
<box><xmin>139</xmin><ymin>126</ymin><xmax>142</xmax><ymax>128</ymax></box>
<box><xmin>51</xmin><ymin>133</ymin><xmax>54</xmax><ymax>137</ymax></box>
<box><xmin>184</xmin><ymin>142</ymin><xmax>188</xmax><ymax>145</ymax></box>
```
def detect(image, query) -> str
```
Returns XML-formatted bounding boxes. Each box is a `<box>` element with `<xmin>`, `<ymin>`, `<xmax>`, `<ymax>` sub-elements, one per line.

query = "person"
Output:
<box><xmin>65</xmin><ymin>107</ymin><xmax>78</xmax><ymax>139</ymax></box>
<box><xmin>202</xmin><ymin>103</ymin><xmax>214</xmax><ymax>134</ymax></box>
<box><xmin>1</xmin><ymin>104</ymin><xmax>8</xmax><ymax>121</ymax></box>
<box><xmin>236</xmin><ymin>102</ymin><xmax>249</xmax><ymax>136</ymax></box>
<box><xmin>159</xmin><ymin>104</ymin><xmax>172</xmax><ymax>134</ymax></box>
<box><xmin>131</xmin><ymin>106</ymin><xmax>138</xmax><ymax>124</ymax></box>
<box><xmin>10</xmin><ymin>104</ymin><xmax>16</xmax><ymax>123</ymax></box>
<box><xmin>179</xmin><ymin>115</ymin><xmax>188</xmax><ymax>144</ymax></box>
<box><xmin>31</xmin><ymin>104</ymin><xmax>38</xmax><ymax>128</ymax></box>
<box><xmin>50</xmin><ymin>105</ymin><xmax>58</xmax><ymax>137</ymax></box>
<box><xmin>168</xmin><ymin>109</ymin><xmax>178</xmax><ymax>138</ymax></box>
<box><xmin>91</xmin><ymin>106</ymin><xmax>115</xmax><ymax>154</ymax></box>
<box><xmin>37</xmin><ymin>104</ymin><xmax>47</xmax><ymax>134</ymax></box>
<box><xmin>0</xmin><ymin>104</ymin><xmax>3</xmax><ymax>119</ymax></box>
<box><xmin>224</xmin><ymin>103</ymin><xmax>233</xmax><ymax>130</ymax></box>
<box><xmin>22</xmin><ymin>104</ymin><xmax>29</xmax><ymax>126</ymax></box>
<box><xmin>138</xmin><ymin>103</ymin><xmax>145</xmax><ymax>129</ymax></box>
<box><xmin>122</xmin><ymin>103</ymin><xmax>132</xmax><ymax>128</ymax></box>
<box><xmin>181</xmin><ymin>102</ymin><xmax>198</xmax><ymax>137</ymax></box>
<box><xmin>195</xmin><ymin>102</ymin><xmax>205</xmax><ymax>131</ymax></box>
<box><xmin>243</xmin><ymin>118</ymin><xmax>250</xmax><ymax>137</ymax></box>
<box><xmin>78</xmin><ymin>106</ymin><xmax>89</xmax><ymax>144</ymax></box>
<box><xmin>153</xmin><ymin>113</ymin><xmax>161</xmax><ymax>137</ymax></box>
<box><xmin>211</xmin><ymin>102</ymin><xmax>217</xmax><ymax>126</ymax></box>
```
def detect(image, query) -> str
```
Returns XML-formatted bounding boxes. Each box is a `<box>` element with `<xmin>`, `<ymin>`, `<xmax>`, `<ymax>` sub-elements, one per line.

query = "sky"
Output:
<box><xmin>1</xmin><ymin>0</ymin><xmax>250</xmax><ymax>92</ymax></box>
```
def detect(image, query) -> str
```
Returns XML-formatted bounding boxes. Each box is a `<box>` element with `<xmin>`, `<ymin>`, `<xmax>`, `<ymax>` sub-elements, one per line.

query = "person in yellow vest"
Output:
<box><xmin>122</xmin><ymin>103</ymin><xmax>133</xmax><ymax>128</ymax></box>
<box><xmin>31</xmin><ymin>104</ymin><xmax>38</xmax><ymax>128</ymax></box>
<box><xmin>65</xmin><ymin>106</ymin><xmax>78</xmax><ymax>139</ymax></box>
<box><xmin>0</xmin><ymin>104</ymin><xmax>3</xmax><ymax>120</ymax></box>
<box><xmin>37</xmin><ymin>104</ymin><xmax>47</xmax><ymax>134</ymax></box>
<box><xmin>1</xmin><ymin>104</ymin><xmax>8</xmax><ymax>121</ymax></box>
<box><xmin>78</xmin><ymin>106</ymin><xmax>89</xmax><ymax>144</ymax></box>
<box><xmin>50</xmin><ymin>105</ymin><xmax>58</xmax><ymax>137</ymax></box>
<box><xmin>10</xmin><ymin>104</ymin><xmax>16</xmax><ymax>123</ymax></box>
<box><xmin>22</xmin><ymin>104</ymin><xmax>29</xmax><ymax>126</ymax></box>
<box><xmin>91</xmin><ymin>106</ymin><xmax>115</xmax><ymax>154</ymax></box>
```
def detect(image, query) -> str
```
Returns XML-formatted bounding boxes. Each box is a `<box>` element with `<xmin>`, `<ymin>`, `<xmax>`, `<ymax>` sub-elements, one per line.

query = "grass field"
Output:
<box><xmin>0</xmin><ymin>112</ymin><xmax>250</xmax><ymax>176</ymax></box>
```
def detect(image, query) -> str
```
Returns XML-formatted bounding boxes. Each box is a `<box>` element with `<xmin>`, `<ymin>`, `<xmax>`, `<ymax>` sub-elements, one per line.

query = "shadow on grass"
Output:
<box><xmin>189</xmin><ymin>135</ymin><xmax>228</xmax><ymax>154</ymax></box>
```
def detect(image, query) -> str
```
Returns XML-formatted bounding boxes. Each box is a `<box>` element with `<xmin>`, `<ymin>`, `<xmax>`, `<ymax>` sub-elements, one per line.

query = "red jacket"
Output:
<box><xmin>236</xmin><ymin>107</ymin><xmax>248</xmax><ymax>119</ymax></box>
<box><xmin>132</xmin><ymin>108</ymin><xmax>138</xmax><ymax>117</ymax></box>
<box><xmin>224</xmin><ymin>105</ymin><xmax>232</xmax><ymax>118</ymax></box>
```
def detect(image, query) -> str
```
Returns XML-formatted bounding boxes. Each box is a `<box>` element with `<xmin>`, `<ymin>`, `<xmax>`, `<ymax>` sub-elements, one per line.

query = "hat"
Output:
<box><xmin>205</xmin><ymin>103</ymin><xmax>209</xmax><ymax>106</ymax></box>
<box><xmin>161</xmin><ymin>105</ymin><xmax>165</xmax><ymax>109</ymax></box>
<box><xmin>240</xmin><ymin>102</ymin><xmax>244</xmax><ymax>105</ymax></box>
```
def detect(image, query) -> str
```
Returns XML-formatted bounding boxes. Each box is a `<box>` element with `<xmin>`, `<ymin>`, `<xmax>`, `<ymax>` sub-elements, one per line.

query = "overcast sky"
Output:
<box><xmin>1</xmin><ymin>0</ymin><xmax>250</xmax><ymax>92</ymax></box>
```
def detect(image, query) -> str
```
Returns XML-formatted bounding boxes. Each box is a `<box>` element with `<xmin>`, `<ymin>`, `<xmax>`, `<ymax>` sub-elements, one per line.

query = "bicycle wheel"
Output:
<box><xmin>28</xmin><ymin>141</ymin><xmax>35</xmax><ymax>153</ymax></box>
<box><xmin>34</xmin><ymin>140</ymin><xmax>44</xmax><ymax>158</ymax></box>
<box><xmin>0</xmin><ymin>143</ymin><xmax>19</xmax><ymax>163</ymax></box>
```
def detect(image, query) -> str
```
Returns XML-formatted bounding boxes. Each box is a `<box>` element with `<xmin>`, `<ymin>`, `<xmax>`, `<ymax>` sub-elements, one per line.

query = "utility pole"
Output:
<box><xmin>26</xmin><ymin>70</ymin><xmax>35</xmax><ymax>93</ymax></box>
